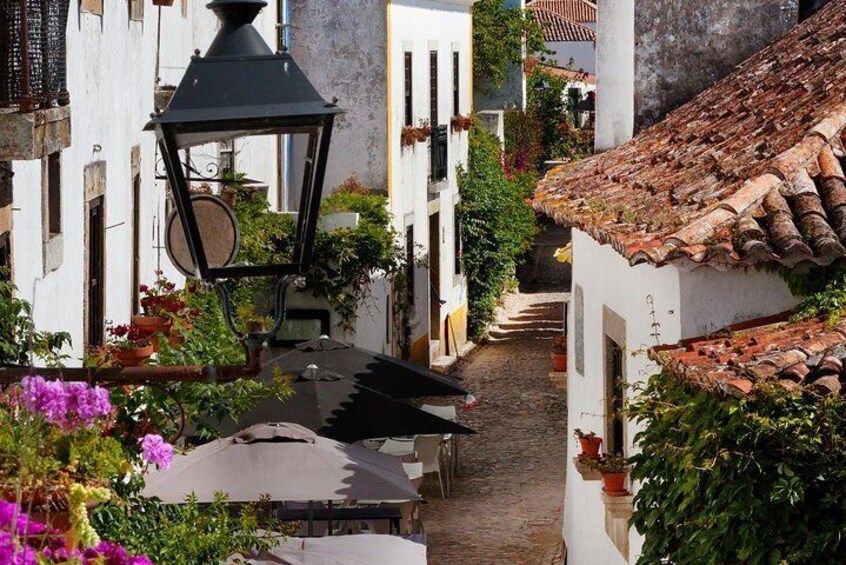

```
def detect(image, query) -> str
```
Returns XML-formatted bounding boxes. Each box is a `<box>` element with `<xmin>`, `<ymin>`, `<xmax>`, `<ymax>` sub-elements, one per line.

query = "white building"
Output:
<box><xmin>288</xmin><ymin>0</ymin><xmax>476</xmax><ymax>366</ymax></box>
<box><xmin>0</xmin><ymin>0</ymin><xmax>281</xmax><ymax>360</ymax></box>
<box><xmin>534</xmin><ymin>3</ymin><xmax>846</xmax><ymax>562</ymax></box>
<box><xmin>0</xmin><ymin>0</ymin><xmax>474</xmax><ymax>368</ymax></box>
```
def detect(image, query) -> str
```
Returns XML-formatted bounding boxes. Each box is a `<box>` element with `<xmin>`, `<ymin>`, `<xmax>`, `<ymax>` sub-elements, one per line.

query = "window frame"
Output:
<box><xmin>404</xmin><ymin>52</ymin><xmax>413</xmax><ymax>127</ymax></box>
<box><xmin>452</xmin><ymin>51</ymin><xmax>460</xmax><ymax>117</ymax></box>
<box><xmin>429</xmin><ymin>50</ymin><xmax>439</xmax><ymax>127</ymax></box>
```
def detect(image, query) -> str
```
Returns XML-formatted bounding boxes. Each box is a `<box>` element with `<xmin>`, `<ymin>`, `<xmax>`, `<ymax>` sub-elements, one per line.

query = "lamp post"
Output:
<box><xmin>0</xmin><ymin>0</ymin><xmax>340</xmax><ymax>384</ymax></box>
<box><xmin>146</xmin><ymin>0</ymin><xmax>343</xmax><ymax>353</ymax></box>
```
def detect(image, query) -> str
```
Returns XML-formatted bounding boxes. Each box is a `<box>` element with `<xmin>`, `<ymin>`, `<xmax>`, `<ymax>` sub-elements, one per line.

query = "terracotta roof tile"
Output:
<box><xmin>528</xmin><ymin>5</ymin><xmax>596</xmax><ymax>43</ymax></box>
<box><xmin>534</xmin><ymin>1</ymin><xmax>846</xmax><ymax>270</ymax></box>
<box><xmin>527</xmin><ymin>0</ymin><xmax>596</xmax><ymax>24</ymax></box>
<box><xmin>652</xmin><ymin>313</ymin><xmax>846</xmax><ymax>398</ymax></box>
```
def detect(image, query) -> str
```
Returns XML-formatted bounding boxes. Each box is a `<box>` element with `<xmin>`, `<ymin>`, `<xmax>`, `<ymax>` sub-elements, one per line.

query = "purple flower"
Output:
<box><xmin>20</xmin><ymin>376</ymin><xmax>67</xmax><ymax>426</ymax></box>
<box><xmin>0</xmin><ymin>502</ymin><xmax>47</xmax><ymax>538</ymax></box>
<box><xmin>67</xmin><ymin>382</ymin><xmax>111</xmax><ymax>425</ymax></box>
<box><xmin>0</xmin><ymin>532</ymin><xmax>36</xmax><ymax>565</ymax></box>
<box><xmin>140</xmin><ymin>434</ymin><xmax>173</xmax><ymax>470</ymax></box>
<box><xmin>88</xmin><ymin>541</ymin><xmax>153</xmax><ymax>565</ymax></box>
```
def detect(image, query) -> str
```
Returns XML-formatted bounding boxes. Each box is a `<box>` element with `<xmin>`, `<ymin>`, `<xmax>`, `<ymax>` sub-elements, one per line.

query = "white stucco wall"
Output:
<box><xmin>565</xmin><ymin>229</ymin><xmax>681</xmax><ymax>565</ymax></box>
<box><xmin>565</xmin><ymin>229</ymin><xmax>800</xmax><ymax>563</ymax></box>
<box><xmin>389</xmin><ymin>0</ymin><xmax>473</xmax><ymax>359</ymax></box>
<box><xmin>547</xmin><ymin>41</ymin><xmax>596</xmax><ymax>74</ymax></box>
<box><xmin>10</xmin><ymin>2</ymin><xmax>280</xmax><ymax>362</ymax></box>
<box><xmin>594</xmin><ymin>0</ymin><xmax>634</xmax><ymax>151</ymax></box>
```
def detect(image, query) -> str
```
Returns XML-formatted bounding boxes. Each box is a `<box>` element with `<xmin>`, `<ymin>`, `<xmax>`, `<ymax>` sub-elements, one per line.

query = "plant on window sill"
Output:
<box><xmin>451</xmin><ymin>114</ymin><xmax>474</xmax><ymax>133</ymax></box>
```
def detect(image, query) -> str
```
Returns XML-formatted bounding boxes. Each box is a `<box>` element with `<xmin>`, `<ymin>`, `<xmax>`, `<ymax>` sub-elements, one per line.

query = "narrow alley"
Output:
<box><xmin>425</xmin><ymin>287</ymin><xmax>569</xmax><ymax>565</ymax></box>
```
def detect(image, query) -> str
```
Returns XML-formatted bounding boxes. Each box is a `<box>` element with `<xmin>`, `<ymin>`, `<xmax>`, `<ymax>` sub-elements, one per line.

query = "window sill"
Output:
<box><xmin>428</xmin><ymin>179</ymin><xmax>448</xmax><ymax>194</ymax></box>
<box><xmin>0</xmin><ymin>106</ymin><xmax>71</xmax><ymax>161</ymax></box>
<box><xmin>602</xmin><ymin>492</ymin><xmax>634</xmax><ymax>561</ymax></box>
<box><xmin>572</xmin><ymin>457</ymin><xmax>601</xmax><ymax>481</ymax></box>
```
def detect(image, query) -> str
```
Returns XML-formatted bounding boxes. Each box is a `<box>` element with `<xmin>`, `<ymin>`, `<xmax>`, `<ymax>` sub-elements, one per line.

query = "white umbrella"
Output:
<box><xmin>230</xmin><ymin>535</ymin><xmax>427</xmax><ymax>565</ymax></box>
<box><xmin>143</xmin><ymin>423</ymin><xmax>420</xmax><ymax>503</ymax></box>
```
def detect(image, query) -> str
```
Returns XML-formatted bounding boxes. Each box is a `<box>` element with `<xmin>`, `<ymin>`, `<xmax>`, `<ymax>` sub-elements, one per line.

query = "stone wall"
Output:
<box><xmin>634</xmin><ymin>0</ymin><xmax>799</xmax><ymax>129</ymax></box>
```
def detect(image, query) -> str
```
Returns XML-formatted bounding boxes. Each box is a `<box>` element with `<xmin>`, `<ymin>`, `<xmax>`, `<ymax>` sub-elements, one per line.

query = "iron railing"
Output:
<box><xmin>0</xmin><ymin>0</ymin><xmax>70</xmax><ymax>112</ymax></box>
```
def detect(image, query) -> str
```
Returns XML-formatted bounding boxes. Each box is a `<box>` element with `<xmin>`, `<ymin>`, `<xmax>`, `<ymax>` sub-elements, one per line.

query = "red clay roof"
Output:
<box><xmin>527</xmin><ymin>0</ymin><xmax>596</xmax><ymax>24</ymax></box>
<box><xmin>653</xmin><ymin>313</ymin><xmax>846</xmax><ymax>397</ymax></box>
<box><xmin>528</xmin><ymin>5</ymin><xmax>596</xmax><ymax>43</ymax></box>
<box><xmin>534</xmin><ymin>0</ymin><xmax>846</xmax><ymax>271</ymax></box>
<box><xmin>540</xmin><ymin>65</ymin><xmax>595</xmax><ymax>85</ymax></box>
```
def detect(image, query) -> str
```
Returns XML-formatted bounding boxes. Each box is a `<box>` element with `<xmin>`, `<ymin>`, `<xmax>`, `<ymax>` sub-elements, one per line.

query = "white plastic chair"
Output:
<box><xmin>403</xmin><ymin>461</ymin><xmax>425</xmax><ymax>492</ymax></box>
<box><xmin>414</xmin><ymin>434</ymin><xmax>446</xmax><ymax>498</ymax></box>
<box><xmin>421</xmin><ymin>404</ymin><xmax>460</xmax><ymax>481</ymax></box>
<box><xmin>378</xmin><ymin>437</ymin><xmax>416</xmax><ymax>460</ymax></box>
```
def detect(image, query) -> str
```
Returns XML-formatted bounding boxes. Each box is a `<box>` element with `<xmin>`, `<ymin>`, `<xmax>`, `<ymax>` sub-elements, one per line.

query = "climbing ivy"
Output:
<box><xmin>458</xmin><ymin>125</ymin><xmax>536</xmax><ymax>337</ymax></box>
<box><xmin>472</xmin><ymin>0</ymin><xmax>547</xmax><ymax>89</ymax></box>
<box><xmin>630</xmin><ymin>372</ymin><xmax>846</xmax><ymax>564</ymax></box>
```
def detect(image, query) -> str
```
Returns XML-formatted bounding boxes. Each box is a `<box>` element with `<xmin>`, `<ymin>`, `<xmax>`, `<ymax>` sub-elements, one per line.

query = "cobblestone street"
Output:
<box><xmin>424</xmin><ymin>287</ymin><xmax>569</xmax><ymax>565</ymax></box>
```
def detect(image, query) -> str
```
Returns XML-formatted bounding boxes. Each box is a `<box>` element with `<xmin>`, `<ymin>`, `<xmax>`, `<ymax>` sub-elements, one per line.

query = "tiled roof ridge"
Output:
<box><xmin>652</xmin><ymin>314</ymin><xmax>846</xmax><ymax>398</ymax></box>
<box><xmin>527</xmin><ymin>0</ymin><xmax>597</xmax><ymax>23</ymax></box>
<box><xmin>533</xmin><ymin>0</ymin><xmax>846</xmax><ymax>271</ymax></box>
<box><xmin>628</xmin><ymin>105</ymin><xmax>846</xmax><ymax>266</ymax></box>
<box><xmin>528</xmin><ymin>5</ymin><xmax>597</xmax><ymax>43</ymax></box>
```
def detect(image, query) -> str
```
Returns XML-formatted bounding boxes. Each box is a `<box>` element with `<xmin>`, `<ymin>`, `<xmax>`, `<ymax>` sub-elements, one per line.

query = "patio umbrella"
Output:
<box><xmin>267</xmin><ymin>336</ymin><xmax>467</xmax><ymax>398</ymax></box>
<box><xmin>143</xmin><ymin>423</ymin><xmax>420</xmax><ymax>503</ymax></box>
<box><xmin>226</xmin><ymin>365</ymin><xmax>475</xmax><ymax>443</ymax></box>
<box><xmin>229</xmin><ymin>534</ymin><xmax>427</xmax><ymax>565</ymax></box>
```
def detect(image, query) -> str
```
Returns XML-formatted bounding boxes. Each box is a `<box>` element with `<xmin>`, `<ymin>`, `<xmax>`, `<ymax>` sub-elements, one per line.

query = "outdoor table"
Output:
<box><xmin>275</xmin><ymin>506</ymin><xmax>403</xmax><ymax>536</ymax></box>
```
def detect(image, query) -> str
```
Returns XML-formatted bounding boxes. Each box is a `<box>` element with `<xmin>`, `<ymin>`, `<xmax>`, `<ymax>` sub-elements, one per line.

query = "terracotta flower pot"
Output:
<box><xmin>132</xmin><ymin>315</ymin><xmax>170</xmax><ymax>336</ymax></box>
<box><xmin>115</xmin><ymin>344</ymin><xmax>155</xmax><ymax>367</ymax></box>
<box><xmin>602</xmin><ymin>472</ymin><xmax>628</xmax><ymax>496</ymax></box>
<box><xmin>551</xmin><ymin>352</ymin><xmax>567</xmax><ymax>372</ymax></box>
<box><xmin>578</xmin><ymin>436</ymin><xmax>602</xmax><ymax>459</ymax></box>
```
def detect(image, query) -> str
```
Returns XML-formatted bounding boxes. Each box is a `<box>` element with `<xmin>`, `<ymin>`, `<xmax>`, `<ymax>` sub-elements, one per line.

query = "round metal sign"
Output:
<box><xmin>165</xmin><ymin>194</ymin><xmax>240</xmax><ymax>279</ymax></box>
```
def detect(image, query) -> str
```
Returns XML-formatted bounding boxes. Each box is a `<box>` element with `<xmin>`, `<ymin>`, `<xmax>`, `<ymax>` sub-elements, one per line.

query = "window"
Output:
<box><xmin>406</xmin><ymin>226</ymin><xmax>414</xmax><ymax>305</ymax></box>
<box><xmin>46</xmin><ymin>152</ymin><xmax>61</xmax><ymax>237</ymax></box>
<box><xmin>605</xmin><ymin>337</ymin><xmax>625</xmax><ymax>455</ymax></box>
<box><xmin>452</xmin><ymin>52</ymin><xmax>460</xmax><ymax>117</ymax></box>
<box><xmin>87</xmin><ymin>197</ymin><xmax>105</xmax><ymax>347</ymax></box>
<box><xmin>0</xmin><ymin>232</ymin><xmax>10</xmax><ymax>281</ymax></box>
<box><xmin>430</xmin><ymin>125</ymin><xmax>448</xmax><ymax>182</ymax></box>
<box><xmin>454</xmin><ymin>213</ymin><xmax>462</xmax><ymax>275</ymax></box>
<box><xmin>404</xmin><ymin>53</ymin><xmax>413</xmax><ymax>127</ymax></box>
<box><xmin>131</xmin><ymin>172</ymin><xmax>141</xmax><ymax>315</ymax></box>
<box><xmin>429</xmin><ymin>51</ymin><xmax>439</xmax><ymax>126</ymax></box>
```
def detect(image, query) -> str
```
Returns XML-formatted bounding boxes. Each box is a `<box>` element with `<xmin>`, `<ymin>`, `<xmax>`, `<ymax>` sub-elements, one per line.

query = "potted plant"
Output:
<box><xmin>574</xmin><ymin>428</ymin><xmax>602</xmax><ymax>459</ymax></box>
<box><xmin>415</xmin><ymin>119</ymin><xmax>432</xmax><ymax>142</ymax></box>
<box><xmin>401</xmin><ymin>125</ymin><xmax>418</xmax><ymax>147</ymax></box>
<box><xmin>136</xmin><ymin>273</ymin><xmax>192</xmax><ymax>349</ymax></box>
<box><xmin>459</xmin><ymin>114</ymin><xmax>474</xmax><ymax>130</ymax></box>
<box><xmin>107</xmin><ymin>323</ymin><xmax>154</xmax><ymax>367</ymax></box>
<box><xmin>552</xmin><ymin>334</ymin><xmax>567</xmax><ymax>372</ymax></box>
<box><xmin>451</xmin><ymin>115</ymin><xmax>464</xmax><ymax>133</ymax></box>
<box><xmin>152</xmin><ymin>0</ymin><xmax>175</xmax><ymax>6</ymax></box>
<box><xmin>588</xmin><ymin>455</ymin><xmax>631</xmax><ymax>496</ymax></box>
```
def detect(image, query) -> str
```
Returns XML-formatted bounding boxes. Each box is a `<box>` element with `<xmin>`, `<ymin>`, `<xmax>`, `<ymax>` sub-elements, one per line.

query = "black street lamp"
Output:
<box><xmin>146</xmin><ymin>0</ymin><xmax>342</xmax><ymax>347</ymax></box>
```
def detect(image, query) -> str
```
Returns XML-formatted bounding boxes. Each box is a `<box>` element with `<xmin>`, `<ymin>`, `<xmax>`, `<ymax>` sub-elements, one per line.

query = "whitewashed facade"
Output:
<box><xmin>2</xmin><ymin>1</ymin><xmax>280</xmax><ymax>362</ymax></box>
<box><xmin>564</xmin><ymin>230</ymin><xmax>796</xmax><ymax>563</ymax></box>
<box><xmin>289</xmin><ymin>0</ymin><xmax>476</xmax><ymax>365</ymax></box>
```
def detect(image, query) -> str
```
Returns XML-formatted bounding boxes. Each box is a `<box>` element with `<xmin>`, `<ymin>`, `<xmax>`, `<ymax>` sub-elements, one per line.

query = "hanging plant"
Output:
<box><xmin>401</xmin><ymin>125</ymin><xmax>418</xmax><ymax>147</ymax></box>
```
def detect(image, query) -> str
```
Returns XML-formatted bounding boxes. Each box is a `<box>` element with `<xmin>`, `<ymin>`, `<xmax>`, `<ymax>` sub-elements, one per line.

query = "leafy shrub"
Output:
<box><xmin>458</xmin><ymin>126</ymin><xmax>536</xmax><ymax>337</ymax></box>
<box><xmin>631</xmin><ymin>371</ymin><xmax>846</xmax><ymax>564</ymax></box>
<box><xmin>472</xmin><ymin>0</ymin><xmax>547</xmax><ymax>89</ymax></box>
<box><xmin>92</xmin><ymin>494</ymin><xmax>290</xmax><ymax>565</ymax></box>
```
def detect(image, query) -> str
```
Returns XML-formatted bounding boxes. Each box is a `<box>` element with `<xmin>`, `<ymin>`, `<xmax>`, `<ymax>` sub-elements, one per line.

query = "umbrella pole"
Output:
<box><xmin>308</xmin><ymin>501</ymin><xmax>314</xmax><ymax>537</ymax></box>
<box><xmin>328</xmin><ymin>500</ymin><xmax>333</xmax><ymax>536</ymax></box>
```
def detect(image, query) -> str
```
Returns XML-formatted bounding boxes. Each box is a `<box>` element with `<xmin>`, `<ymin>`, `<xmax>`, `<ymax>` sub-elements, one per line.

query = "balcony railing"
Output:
<box><xmin>430</xmin><ymin>125</ymin><xmax>448</xmax><ymax>183</ymax></box>
<box><xmin>0</xmin><ymin>0</ymin><xmax>70</xmax><ymax>112</ymax></box>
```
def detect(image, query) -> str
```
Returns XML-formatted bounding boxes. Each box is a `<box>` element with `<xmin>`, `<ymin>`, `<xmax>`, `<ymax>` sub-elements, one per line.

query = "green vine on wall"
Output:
<box><xmin>472</xmin><ymin>0</ymin><xmax>548</xmax><ymax>89</ymax></box>
<box><xmin>458</xmin><ymin>125</ymin><xmax>537</xmax><ymax>338</ymax></box>
<box><xmin>630</xmin><ymin>371</ymin><xmax>846</xmax><ymax>564</ymax></box>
